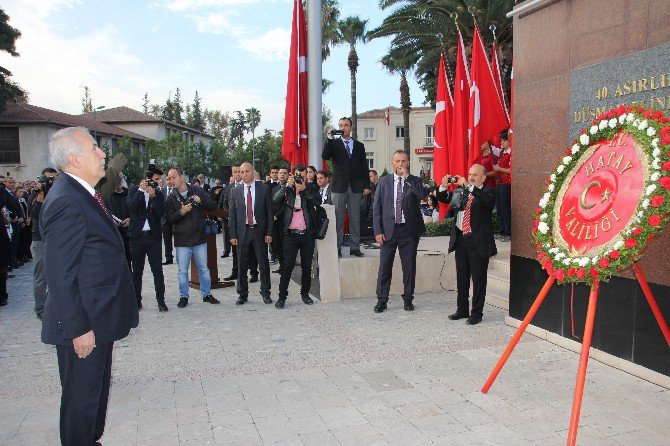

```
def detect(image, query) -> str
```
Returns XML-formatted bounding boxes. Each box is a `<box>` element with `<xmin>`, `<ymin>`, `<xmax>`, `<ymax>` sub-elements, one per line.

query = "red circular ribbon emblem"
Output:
<box><xmin>556</xmin><ymin>132</ymin><xmax>645</xmax><ymax>256</ymax></box>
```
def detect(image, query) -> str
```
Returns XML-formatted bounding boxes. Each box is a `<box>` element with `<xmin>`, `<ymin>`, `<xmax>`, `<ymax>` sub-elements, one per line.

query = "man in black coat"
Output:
<box><xmin>272</xmin><ymin>164</ymin><xmax>321</xmax><ymax>308</ymax></box>
<box><xmin>373</xmin><ymin>151</ymin><xmax>427</xmax><ymax>313</ymax></box>
<box><xmin>127</xmin><ymin>167</ymin><xmax>167</xmax><ymax>311</ymax></box>
<box><xmin>436</xmin><ymin>164</ymin><xmax>497</xmax><ymax>325</ymax></box>
<box><xmin>322</xmin><ymin>117</ymin><xmax>370</xmax><ymax>257</ymax></box>
<box><xmin>158</xmin><ymin>178</ymin><xmax>174</xmax><ymax>264</ymax></box>
<box><xmin>40</xmin><ymin>127</ymin><xmax>139</xmax><ymax>446</ymax></box>
<box><xmin>229</xmin><ymin>162</ymin><xmax>274</xmax><ymax>305</ymax></box>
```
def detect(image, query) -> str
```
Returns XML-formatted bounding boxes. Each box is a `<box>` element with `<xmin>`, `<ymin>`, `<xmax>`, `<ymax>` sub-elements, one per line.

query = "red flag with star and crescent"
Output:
<box><xmin>433</xmin><ymin>52</ymin><xmax>454</xmax><ymax>220</ymax></box>
<box><xmin>449</xmin><ymin>28</ymin><xmax>470</xmax><ymax>180</ymax></box>
<box><xmin>282</xmin><ymin>0</ymin><xmax>308</xmax><ymax>168</ymax></box>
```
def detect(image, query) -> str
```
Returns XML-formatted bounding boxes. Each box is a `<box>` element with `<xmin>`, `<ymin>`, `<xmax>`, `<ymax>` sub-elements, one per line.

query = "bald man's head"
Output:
<box><xmin>239</xmin><ymin>162</ymin><xmax>255</xmax><ymax>184</ymax></box>
<box><xmin>468</xmin><ymin>164</ymin><xmax>486</xmax><ymax>187</ymax></box>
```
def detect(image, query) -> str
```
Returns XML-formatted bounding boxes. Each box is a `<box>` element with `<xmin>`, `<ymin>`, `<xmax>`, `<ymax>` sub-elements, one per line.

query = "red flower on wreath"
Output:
<box><xmin>590</xmin><ymin>267</ymin><xmax>600</xmax><ymax>278</ymax></box>
<box><xmin>644</xmin><ymin>109</ymin><xmax>653</xmax><ymax>119</ymax></box>
<box><xmin>660</xmin><ymin>177</ymin><xmax>670</xmax><ymax>190</ymax></box>
<box><xmin>538</xmin><ymin>252</ymin><xmax>545</xmax><ymax>261</ymax></box>
<box><xmin>609</xmin><ymin>250</ymin><xmax>620</xmax><ymax>259</ymax></box>
<box><xmin>662</xmin><ymin>161</ymin><xmax>670</xmax><ymax>171</ymax></box>
<box><xmin>536</xmin><ymin>207</ymin><xmax>542</xmax><ymax>215</ymax></box>
<box><xmin>662</xmin><ymin>136</ymin><xmax>670</xmax><ymax>146</ymax></box>
<box><xmin>653</xmin><ymin>111</ymin><xmax>664</xmax><ymax>120</ymax></box>
<box><xmin>651</xmin><ymin>195</ymin><xmax>664</xmax><ymax>207</ymax></box>
<box><xmin>532</xmin><ymin>220</ymin><xmax>540</xmax><ymax>233</ymax></box>
<box><xmin>616</xmin><ymin>105</ymin><xmax>626</xmax><ymax>116</ymax></box>
<box><xmin>568</xmin><ymin>268</ymin><xmax>576</xmax><ymax>277</ymax></box>
<box><xmin>649</xmin><ymin>214</ymin><xmax>662</xmax><ymax>226</ymax></box>
<box><xmin>555</xmin><ymin>269</ymin><xmax>565</xmax><ymax>281</ymax></box>
<box><xmin>599</xmin><ymin>258</ymin><xmax>610</xmax><ymax>268</ymax></box>
<box><xmin>660</xmin><ymin>117</ymin><xmax>670</xmax><ymax>124</ymax></box>
<box><xmin>625</xmin><ymin>238</ymin><xmax>637</xmax><ymax>248</ymax></box>
<box><xmin>633</xmin><ymin>226</ymin><xmax>643</xmax><ymax>236</ymax></box>
<box><xmin>580</xmin><ymin>129</ymin><xmax>587</xmax><ymax>135</ymax></box>
<box><xmin>576</xmin><ymin>268</ymin><xmax>586</xmax><ymax>279</ymax></box>
<box><xmin>660</xmin><ymin>127</ymin><xmax>670</xmax><ymax>137</ymax></box>
<box><xmin>607</xmin><ymin>110</ymin><xmax>616</xmax><ymax>118</ymax></box>
<box><xmin>542</xmin><ymin>258</ymin><xmax>552</xmax><ymax>270</ymax></box>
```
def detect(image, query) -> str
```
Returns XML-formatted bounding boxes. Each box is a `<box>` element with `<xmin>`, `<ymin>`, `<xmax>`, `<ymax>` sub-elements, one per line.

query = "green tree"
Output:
<box><xmin>229</xmin><ymin>111</ymin><xmax>248</xmax><ymax>147</ymax></box>
<box><xmin>149</xmin><ymin>104</ymin><xmax>162</xmax><ymax>117</ymax></box>
<box><xmin>245</xmin><ymin>107</ymin><xmax>261</xmax><ymax>140</ymax></box>
<box><xmin>81</xmin><ymin>85</ymin><xmax>93</xmax><ymax>113</ymax></box>
<box><xmin>173</xmin><ymin>87</ymin><xmax>184</xmax><ymax>124</ymax></box>
<box><xmin>320</xmin><ymin>0</ymin><xmax>340</xmax><ymax>61</ymax></box>
<box><xmin>380</xmin><ymin>53</ymin><xmax>416</xmax><ymax>155</ymax></box>
<box><xmin>162</xmin><ymin>92</ymin><xmax>174</xmax><ymax>121</ymax></box>
<box><xmin>191</xmin><ymin>90</ymin><xmax>205</xmax><ymax>132</ymax></box>
<box><xmin>337</xmin><ymin>16</ymin><xmax>367</xmax><ymax>140</ymax></box>
<box><xmin>0</xmin><ymin>8</ymin><xmax>27</xmax><ymax>112</ymax></box>
<box><xmin>142</xmin><ymin>92</ymin><xmax>149</xmax><ymax>113</ymax></box>
<box><xmin>203</xmin><ymin>108</ymin><xmax>231</xmax><ymax>142</ymax></box>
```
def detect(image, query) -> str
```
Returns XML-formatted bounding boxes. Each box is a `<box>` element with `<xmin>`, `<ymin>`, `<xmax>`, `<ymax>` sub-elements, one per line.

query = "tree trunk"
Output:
<box><xmin>400</xmin><ymin>71</ymin><xmax>411</xmax><ymax>156</ymax></box>
<box><xmin>348</xmin><ymin>44</ymin><xmax>359</xmax><ymax>140</ymax></box>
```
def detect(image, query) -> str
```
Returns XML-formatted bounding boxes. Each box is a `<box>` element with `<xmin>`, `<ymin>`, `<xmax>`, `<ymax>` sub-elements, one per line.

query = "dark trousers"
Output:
<box><xmin>222</xmin><ymin>218</ymin><xmax>231</xmax><ymax>255</ymax></box>
<box><xmin>375</xmin><ymin>223</ymin><xmax>420</xmax><ymax>303</ymax></box>
<box><xmin>279</xmin><ymin>232</ymin><xmax>316</xmax><ymax>299</ymax></box>
<box><xmin>236</xmin><ymin>227</ymin><xmax>271</xmax><ymax>298</ymax></box>
<box><xmin>231</xmin><ymin>243</ymin><xmax>258</xmax><ymax>276</ymax></box>
<box><xmin>271</xmin><ymin>221</ymin><xmax>284</xmax><ymax>267</ymax></box>
<box><xmin>0</xmin><ymin>264</ymin><xmax>7</xmax><ymax>302</ymax></box>
<box><xmin>495</xmin><ymin>183</ymin><xmax>512</xmax><ymax>236</ymax></box>
<box><xmin>10</xmin><ymin>223</ymin><xmax>19</xmax><ymax>264</ymax></box>
<box><xmin>130</xmin><ymin>233</ymin><xmax>165</xmax><ymax>304</ymax></box>
<box><xmin>121</xmin><ymin>236</ymin><xmax>131</xmax><ymax>271</ymax></box>
<box><xmin>454</xmin><ymin>232</ymin><xmax>490</xmax><ymax>317</ymax></box>
<box><xmin>18</xmin><ymin>225</ymin><xmax>32</xmax><ymax>260</ymax></box>
<box><xmin>56</xmin><ymin>342</ymin><xmax>113</xmax><ymax>446</ymax></box>
<box><xmin>162</xmin><ymin>222</ymin><xmax>173</xmax><ymax>261</ymax></box>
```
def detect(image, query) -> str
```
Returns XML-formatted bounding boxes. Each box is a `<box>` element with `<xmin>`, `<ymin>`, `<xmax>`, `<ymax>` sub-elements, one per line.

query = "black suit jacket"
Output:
<box><xmin>322</xmin><ymin>137</ymin><xmax>368</xmax><ymax>193</ymax></box>
<box><xmin>229</xmin><ymin>181</ymin><xmax>273</xmax><ymax>241</ymax></box>
<box><xmin>127</xmin><ymin>186</ymin><xmax>165</xmax><ymax>239</ymax></box>
<box><xmin>40</xmin><ymin>173</ymin><xmax>139</xmax><ymax>345</ymax></box>
<box><xmin>373</xmin><ymin>174</ymin><xmax>427</xmax><ymax>240</ymax></box>
<box><xmin>436</xmin><ymin>185</ymin><xmax>497</xmax><ymax>258</ymax></box>
<box><xmin>273</xmin><ymin>182</ymin><xmax>321</xmax><ymax>235</ymax></box>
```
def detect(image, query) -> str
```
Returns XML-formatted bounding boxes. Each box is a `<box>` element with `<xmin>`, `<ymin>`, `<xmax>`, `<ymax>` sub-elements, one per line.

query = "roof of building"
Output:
<box><xmin>81</xmin><ymin>106</ymin><xmax>215</xmax><ymax>138</ymax></box>
<box><xmin>358</xmin><ymin>106</ymin><xmax>434</xmax><ymax>119</ymax></box>
<box><xmin>0</xmin><ymin>102</ymin><xmax>148</xmax><ymax>140</ymax></box>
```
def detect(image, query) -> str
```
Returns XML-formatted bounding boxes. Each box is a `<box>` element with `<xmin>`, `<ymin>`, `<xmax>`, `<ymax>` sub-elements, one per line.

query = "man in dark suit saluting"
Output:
<box><xmin>373</xmin><ymin>150</ymin><xmax>427</xmax><ymax>313</ymax></box>
<box><xmin>436</xmin><ymin>164</ymin><xmax>497</xmax><ymax>325</ymax></box>
<box><xmin>322</xmin><ymin>117</ymin><xmax>370</xmax><ymax>257</ymax></box>
<box><xmin>229</xmin><ymin>162</ymin><xmax>274</xmax><ymax>305</ymax></box>
<box><xmin>40</xmin><ymin>127</ymin><xmax>139</xmax><ymax>445</ymax></box>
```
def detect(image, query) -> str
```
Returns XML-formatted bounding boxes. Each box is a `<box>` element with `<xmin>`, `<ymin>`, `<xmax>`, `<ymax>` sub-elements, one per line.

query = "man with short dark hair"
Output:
<box><xmin>323</xmin><ymin>117</ymin><xmax>370</xmax><ymax>257</ymax></box>
<box><xmin>316</xmin><ymin>170</ymin><xmax>332</xmax><ymax>205</ymax></box>
<box><xmin>128</xmin><ymin>167</ymin><xmax>167</xmax><ymax>311</ymax></box>
<box><xmin>270</xmin><ymin>167</ymin><xmax>289</xmax><ymax>272</ymax></box>
<box><xmin>266</xmin><ymin>165</ymin><xmax>280</xmax><ymax>186</ymax></box>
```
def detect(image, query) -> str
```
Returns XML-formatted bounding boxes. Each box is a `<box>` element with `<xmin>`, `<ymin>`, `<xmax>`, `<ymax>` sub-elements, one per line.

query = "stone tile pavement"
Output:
<box><xmin>1</xmin><ymin>254</ymin><xmax>669</xmax><ymax>445</ymax></box>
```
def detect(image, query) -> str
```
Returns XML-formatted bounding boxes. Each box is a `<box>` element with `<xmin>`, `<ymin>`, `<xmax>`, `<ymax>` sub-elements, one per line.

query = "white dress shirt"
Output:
<box><xmin>242</xmin><ymin>181</ymin><xmax>256</xmax><ymax>225</ymax></box>
<box><xmin>139</xmin><ymin>188</ymin><xmax>151</xmax><ymax>231</ymax></box>
<box><xmin>393</xmin><ymin>174</ymin><xmax>406</xmax><ymax>224</ymax></box>
<box><xmin>65</xmin><ymin>172</ymin><xmax>95</xmax><ymax>196</ymax></box>
<box><xmin>320</xmin><ymin>184</ymin><xmax>330</xmax><ymax>204</ymax></box>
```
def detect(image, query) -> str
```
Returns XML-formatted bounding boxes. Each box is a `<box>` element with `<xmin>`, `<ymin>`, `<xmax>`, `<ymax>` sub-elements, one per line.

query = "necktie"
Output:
<box><xmin>395</xmin><ymin>177</ymin><xmax>403</xmax><ymax>224</ymax></box>
<box><xmin>344</xmin><ymin>140</ymin><xmax>351</xmax><ymax>157</ymax></box>
<box><xmin>246</xmin><ymin>185</ymin><xmax>253</xmax><ymax>225</ymax></box>
<box><xmin>94</xmin><ymin>192</ymin><xmax>111</xmax><ymax>219</ymax></box>
<box><xmin>462</xmin><ymin>193</ymin><xmax>474</xmax><ymax>234</ymax></box>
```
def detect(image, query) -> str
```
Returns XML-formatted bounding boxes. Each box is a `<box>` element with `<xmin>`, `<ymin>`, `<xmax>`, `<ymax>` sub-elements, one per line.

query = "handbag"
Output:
<box><xmin>204</xmin><ymin>219</ymin><xmax>219</xmax><ymax>236</ymax></box>
<box><xmin>315</xmin><ymin>206</ymin><xmax>329</xmax><ymax>240</ymax></box>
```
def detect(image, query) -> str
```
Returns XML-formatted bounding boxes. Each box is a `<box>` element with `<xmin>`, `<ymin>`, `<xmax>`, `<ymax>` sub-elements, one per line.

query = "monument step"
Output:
<box><xmin>486</xmin><ymin>279</ymin><xmax>510</xmax><ymax>311</ymax></box>
<box><xmin>490</xmin><ymin>257</ymin><xmax>510</xmax><ymax>275</ymax></box>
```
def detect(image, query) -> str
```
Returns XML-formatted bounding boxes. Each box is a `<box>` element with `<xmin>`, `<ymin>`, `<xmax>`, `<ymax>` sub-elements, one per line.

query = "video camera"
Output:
<box><xmin>37</xmin><ymin>174</ymin><xmax>56</xmax><ymax>195</ymax></box>
<box><xmin>146</xmin><ymin>159</ymin><xmax>160</xmax><ymax>189</ymax></box>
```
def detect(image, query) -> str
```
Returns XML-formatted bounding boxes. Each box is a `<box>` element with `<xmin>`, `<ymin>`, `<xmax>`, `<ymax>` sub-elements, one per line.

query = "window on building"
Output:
<box><xmin>363</xmin><ymin>127</ymin><xmax>375</xmax><ymax>140</ymax></box>
<box><xmin>366</xmin><ymin>151</ymin><xmax>374</xmax><ymax>169</ymax></box>
<box><xmin>0</xmin><ymin>127</ymin><xmax>20</xmax><ymax>164</ymax></box>
<box><xmin>395</xmin><ymin>126</ymin><xmax>405</xmax><ymax>139</ymax></box>
<box><xmin>111</xmin><ymin>139</ymin><xmax>119</xmax><ymax>154</ymax></box>
<box><xmin>425</xmin><ymin>125</ymin><xmax>435</xmax><ymax>147</ymax></box>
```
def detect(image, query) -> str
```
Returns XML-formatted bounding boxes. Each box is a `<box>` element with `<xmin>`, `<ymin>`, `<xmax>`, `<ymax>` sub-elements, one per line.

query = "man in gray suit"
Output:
<box><xmin>373</xmin><ymin>150</ymin><xmax>427</xmax><ymax>313</ymax></box>
<box><xmin>229</xmin><ymin>162</ymin><xmax>274</xmax><ymax>305</ymax></box>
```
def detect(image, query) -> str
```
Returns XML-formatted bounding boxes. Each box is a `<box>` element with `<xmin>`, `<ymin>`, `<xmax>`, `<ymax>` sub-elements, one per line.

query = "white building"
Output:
<box><xmin>357</xmin><ymin>106</ymin><xmax>436</xmax><ymax>179</ymax></box>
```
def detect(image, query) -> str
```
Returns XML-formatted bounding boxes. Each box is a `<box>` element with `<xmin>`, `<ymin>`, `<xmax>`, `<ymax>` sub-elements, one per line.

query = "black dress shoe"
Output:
<box><xmin>350</xmin><ymin>249</ymin><xmax>364</xmax><ymax>257</ymax></box>
<box><xmin>466</xmin><ymin>316</ymin><xmax>482</xmax><ymax>325</ymax></box>
<box><xmin>36</xmin><ymin>312</ymin><xmax>43</xmax><ymax>320</ymax></box>
<box><xmin>262</xmin><ymin>295</ymin><xmax>273</xmax><ymax>304</ymax></box>
<box><xmin>158</xmin><ymin>302</ymin><xmax>168</xmax><ymax>312</ymax></box>
<box><xmin>272</xmin><ymin>268</ymin><xmax>281</xmax><ymax>274</ymax></box>
<box><xmin>203</xmin><ymin>294</ymin><xmax>220</xmax><ymax>304</ymax></box>
<box><xmin>236</xmin><ymin>297</ymin><xmax>248</xmax><ymax>305</ymax></box>
<box><xmin>338</xmin><ymin>249</ymin><xmax>342</xmax><ymax>258</ymax></box>
<box><xmin>162</xmin><ymin>260</ymin><xmax>173</xmax><ymax>265</ymax></box>
<box><xmin>249</xmin><ymin>275</ymin><xmax>259</xmax><ymax>283</ymax></box>
<box><xmin>448</xmin><ymin>312</ymin><xmax>469</xmax><ymax>320</ymax></box>
<box><xmin>221</xmin><ymin>253</ymin><xmax>230</xmax><ymax>258</ymax></box>
<box><xmin>275</xmin><ymin>299</ymin><xmax>285</xmax><ymax>309</ymax></box>
<box><xmin>137</xmin><ymin>301</ymin><xmax>143</xmax><ymax>309</ymax></box>
<box><xmin>0</xmin><ymin>297</ymin><xmax>7</xmax><ymax>306</ymax></box>
<box><xmin>374</xmin><ymin>302</ymin><xmax>387</xmax><ymax>313</ymax></box>
<box><xmin>404</xmin><ymin>302</ymin><xmax>414</xmax><ymax>311</ymax></box>
<box><xmin>177</xmin><ymin>297</ymin><xmax>188</xmax><ymax>308</ymax></box>
<box><xmin>301</xmin><ymin>295</ymin><xmax>314</xmax><ymax>305</ymax></box>
<box><xmin>224</xmin><ymin>273</ymin><xmax>237</xmax><ymax>281</ymax></box>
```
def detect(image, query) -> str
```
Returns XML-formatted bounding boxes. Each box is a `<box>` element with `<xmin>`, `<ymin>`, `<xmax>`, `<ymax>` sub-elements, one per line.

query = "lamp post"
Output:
<box><xmin>93</xmin><ymin>105</ymin><xmax>105</xmax><ymax>144</ymax></box>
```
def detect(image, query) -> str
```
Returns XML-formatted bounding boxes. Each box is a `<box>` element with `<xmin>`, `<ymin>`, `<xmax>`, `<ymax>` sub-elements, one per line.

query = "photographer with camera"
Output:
<box><xmin>165</xmin><ymin>167</ymin><xmax>219</xmax><ymax>308</ymax></box>
<box><xmin>28</xmin><ymin>167</ymin><xmax>58</xmax><ymax>319</ymax></box>
<box><xmin>436</xmin><ymin>165</ymin><xmax>497</xmax><ymax>325</ymax></box>
<box><xmin>272</xmin><ymin>164</ymin><xmax>321</xmax><ymax>308</ymax></box>
<box><xmin>128</xmin><ymin>166</ymin><xmax>167</xmax><ymax>311</ymax></box>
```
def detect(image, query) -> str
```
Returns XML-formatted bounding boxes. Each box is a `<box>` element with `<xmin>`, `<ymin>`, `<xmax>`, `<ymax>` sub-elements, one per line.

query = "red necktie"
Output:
<box><xmin>246</xmin><ymin>186</ymin><xmax>254</xmax><ymax>225</ymax></box>
<box><xmin>462</xmin><ymin>193</ymin><xmax>474</xmax><ymax>234</ymax></box>
<box><xmin>94</xmin><ymin>192</ymin><xmax>111</xmax><ymax>219</ymax></box>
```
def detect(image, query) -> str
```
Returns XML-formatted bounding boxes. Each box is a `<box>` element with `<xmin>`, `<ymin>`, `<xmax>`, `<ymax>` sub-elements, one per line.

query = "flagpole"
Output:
<box><xmin>307</xmin><ymin>0</ymin><xmax>322</xmax><ymax>168</ymax></box>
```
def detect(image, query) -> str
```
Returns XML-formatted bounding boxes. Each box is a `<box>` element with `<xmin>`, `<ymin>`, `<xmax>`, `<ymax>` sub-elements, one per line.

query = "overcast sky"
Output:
<box><xmin>1</xmin><ymin>0</ymin><xmax>425</xmax><ymax>132</ymax></box>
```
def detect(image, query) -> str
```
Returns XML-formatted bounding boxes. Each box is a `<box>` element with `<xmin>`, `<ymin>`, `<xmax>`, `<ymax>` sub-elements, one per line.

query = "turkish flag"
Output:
<box><xmin>282</xmin><ymin>0</ymin><xmax>308</xmax><ymax>168</ymax></box>
<box><xmin>509</xmin><ymin>62</ymin><xmax>514</xmax><ymax>180</ymax></box>
<box><xmin>433</xmin><ymin>53</ymin><xmax>454</xmax><ymax>220</ymax></box>
<box><xmin>449</xmin><ymin>29</ymin><xmax>470</xmax><ymax>179</ymax></box>
<box><xmin>467</xmin><ymin>25</ymin><xmax>509</xmax><ymax>167</ymax></box>
<box><xmin>490</xmin><ymin>41</ymin><xmax>509</xmax><ymax>147</ymax></box>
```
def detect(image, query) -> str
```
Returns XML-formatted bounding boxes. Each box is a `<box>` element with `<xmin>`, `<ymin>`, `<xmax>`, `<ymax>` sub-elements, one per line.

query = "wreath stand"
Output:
<box><xmin>481</xmin><ymin>262</ymin><xmax>670</xmax><ymax>446</ymax></box>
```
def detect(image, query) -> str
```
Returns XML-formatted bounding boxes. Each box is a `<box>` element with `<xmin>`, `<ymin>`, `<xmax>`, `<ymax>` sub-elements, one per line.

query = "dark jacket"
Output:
<box><xmin>40</xmin><ymin>173</ymin><xmax>139</xmax><ymax>345</ymax></box>
<box><xmin>165</xmin><ymin>184</ymin><xmax>216</xmax><ymax>247</ymax></box>
<box><xmin>322</xmin><ymin>137</ymin><xmax>369</xmax><ymax>193</ymax></box>
<box><xmin>373</xmin><ymin>174</ymin><xmax>428</xmax><ymax>240</ymax></box>
<box><xmin>436</xmin><ymin>185</ymin><xmax>497</xmax><ymax>258</ymax></box>
<box><xmin>127</xmin><ymin>186</ymin><xmax>165</xmax><ymax>239</ymax></box>
<box><xmin>273</xmin><ymin>182</ymin><xmax>322</xmax><ymax>235</ymax></box>
<box><xmin>229</xmin><ymin>181</ymin><xmax>273</xmax><ymax>241</ymax></box>
<box><xmin>28</xmin><ymin>190</ymin><xmax>44</xmax><ymax>241</ymax></box>
<box><xmin>0</xmin><ymin>188</ymin><xmax>12</xmax><ymax>265</ymax></box>
<box><xmin>105</xmin><ymin>188</ymin><xmax>130</xmax><ymax>238</ymax></box>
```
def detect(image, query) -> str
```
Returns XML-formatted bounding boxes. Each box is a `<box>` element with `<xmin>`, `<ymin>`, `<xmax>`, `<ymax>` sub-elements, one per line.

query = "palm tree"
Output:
<box><xmin>229</xmin><ymin>111</ymin><xmax>248</xmax><ymax>148</ymax></box>
<box><xmin>337</xmin><ymin>16</ymin><xmax>368</xmax><ymax>140</ymax></box>
<box><xmin>380</xmin><ymin>52</ymin><xmax>417</xmax><ymax>156</ymax></box>
<box><xmin>321</xmin><ymin>0</ymin><xmax>341</xmax><ymax>61</ymax></box>
<box><xmin>245</xmin><ymin>107</ymin><xmax>261</xmax><ymax>140</ymax></box>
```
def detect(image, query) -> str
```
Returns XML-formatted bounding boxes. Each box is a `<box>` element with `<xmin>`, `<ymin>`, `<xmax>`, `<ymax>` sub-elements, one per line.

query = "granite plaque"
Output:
<box><xmin>569</xmin><ymin>43</ymin><xmax>670</xmax><ymax>138</ymax></box>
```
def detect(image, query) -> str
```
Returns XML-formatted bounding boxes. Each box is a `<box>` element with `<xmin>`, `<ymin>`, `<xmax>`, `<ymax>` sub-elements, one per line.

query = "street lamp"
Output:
<box><xmin>93</xmin><ymin>105</ymin><xmax>105</xmax><ymax>143</ymax></box>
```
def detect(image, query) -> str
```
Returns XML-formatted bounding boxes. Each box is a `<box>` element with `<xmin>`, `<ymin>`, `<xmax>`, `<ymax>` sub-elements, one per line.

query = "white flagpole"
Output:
<box><xmin>307</xmin><ymin>0</ymin><xmax>322</xmax><ymax>167</ymax></box>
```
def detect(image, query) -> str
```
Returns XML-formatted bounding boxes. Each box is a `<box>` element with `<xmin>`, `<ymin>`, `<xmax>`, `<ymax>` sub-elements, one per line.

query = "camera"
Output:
<box><xmin>333</xmin><ymin>130</ymin><xmax>344</xmax><ymax>136</ymax></box>
<box><xmin>146</xmin><ymin>178</ymin><xmax>159</xmax><ymax>189</ymax></box>
<box><xmin>186</xmin><ymin>196</ymin><xmax>199</xmax><ymax>207</ymax></box>
<box><xmin>37</xmin><ymin>174</ymin><xmax>55</xmax><ymax>194</ymax></box>
<box><xmin>294</xmin><ymin>173</ymin><xmax>303</xmax><ymax>184</ymax></box>
<box><xmin>446</xmin><ymin>177</ymin><xmax>458</xmax><ymax>184</ymax></box>
<box><xmin>145</xmin><ymin>159</ymin><xmax>159</xmax><ymax>189</ymax></box>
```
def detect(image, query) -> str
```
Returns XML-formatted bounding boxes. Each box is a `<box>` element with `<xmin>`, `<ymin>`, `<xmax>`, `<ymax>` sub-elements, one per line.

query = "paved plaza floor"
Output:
<box><xmin>1</xmin><ymin>253</ymin><xmax>669</xmax><ymax>445</ymax></box>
